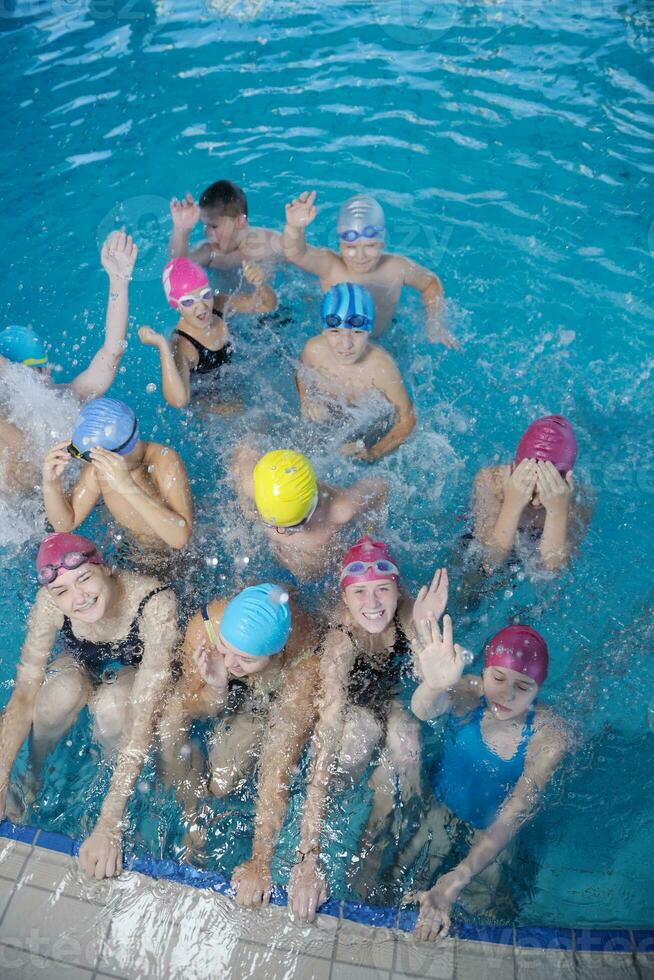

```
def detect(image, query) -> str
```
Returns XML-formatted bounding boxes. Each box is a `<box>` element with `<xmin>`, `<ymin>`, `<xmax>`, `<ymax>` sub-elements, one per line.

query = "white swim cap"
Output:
<box><xmin>337</xmin><ymin>195</ymin><xmax>385</xmax><ymax>241</ymax></box>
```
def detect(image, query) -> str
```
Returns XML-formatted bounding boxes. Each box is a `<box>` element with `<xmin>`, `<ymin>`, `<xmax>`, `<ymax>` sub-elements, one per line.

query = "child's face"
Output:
<box><xmin>48</xmin><ymin>563</ymin><xmax>110</xmax><ymax>623</ymax></box>
<box><xmin>200</xmin><ymin>209</ymin><xmax>245</xmax><ymax>253</ymax></box>
<box><xmin>177</xmin><ymin>285</ymin><xmax>213</xmax><ymax>330</ymax></box>
<box><xmin>344</xmin><ymin>579</ymin><xmax>399</xmax><ymax>634</ymax></box>
<box><xmin>217</xmin><ymin>634</ymin><xmax>272</xmax><ymax>677</ymax></box>
<box><xmin>482</xmin><ymin>666</ymin><xmax>539</xmax><ymax>721</ymax></box>
<box><xmin>339</xmin><ymin>238</ymin><xmax>384</xmax><ymax>275</ymax></box>
<box><xmin>323</xmin><ymin>326</ymin><xmax>369</xmax><ymax>364</ymax></box>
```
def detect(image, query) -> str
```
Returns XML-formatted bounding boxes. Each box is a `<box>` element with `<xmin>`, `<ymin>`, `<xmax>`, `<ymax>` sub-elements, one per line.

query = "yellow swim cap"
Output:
<box><xmin>253</xmin><ymin>450</ymin><xmax>318</xmax><ymax>528</ymax></box>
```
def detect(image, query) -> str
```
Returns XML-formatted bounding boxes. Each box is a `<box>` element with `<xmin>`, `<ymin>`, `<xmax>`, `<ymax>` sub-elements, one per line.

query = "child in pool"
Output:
<box><xmin>283</xmin><ymin>190</ymin><xmax>457</xmax><ymax>348</ymax></box>
<box><xmin>0</xmin><ymin>533</ymin><xmax>179</xmax><ymax>879</ymax></box>
<box><xmin>232</xmin><ymin>448</ymin><xmax>387</xmax><ymax>581</ymax></box>
<box><xmin>138</xmin><ymin>257</ymin><xmax>276</xmax><ymax>410</ymax></box>
<box><xmin>296</xmin><ymin>283</ymin><xmax>416</xmax><ymax>462</ymax></box>
<box><xmin>405</xmin><ymin>614</ymin><xmax>568</xmax><ymax>942</ymax></box>
<box><xmin>42</xmin><ymin>398</ymin><xmax>193</xmax><ymax>552</ymax></box>
<box><xmin>286</xmin><ymin>538</ymin><xmax>448</xmax><ymax>923</ymax></box>
<box><xmin>472</xmin><ymin>415</ymin><xmax>587</xmax><ymax>573</ymax></box>
<box><xmin>158</xmin><ymin>584</ymin><xmax>322</xmax><ymax>907</ymax></box>
<box><xmin>169</xmin><ymin>179</ymin><xmax>284</xmax><ymax>271</ymax></box>
<box><xmin>0</xmin><ymin>231</ymin><xmax>137</xmax><ymax>494</ymax></box>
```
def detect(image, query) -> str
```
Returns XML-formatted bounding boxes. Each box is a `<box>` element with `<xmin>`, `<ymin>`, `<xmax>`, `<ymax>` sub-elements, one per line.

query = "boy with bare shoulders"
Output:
<box><xmin>283</xmin><ymin>191</ymin><xmax>457</xmax><ymax>348</ymax></box>
<box><xmin>42</xmin><ymin>398</ymin><xmax>193</xmax><ymax>552</ymax></box>
<box><xmin>297</xmin><ymin>282</ymin><xmax>416</xmax><ymax>462</ymax></box>
<box><xmin>232</xmin><ymin>448</ymin><xmax>387</xmax><ymax>581</ymax></box>
<box><xmin>169</xmin><ymin>180</ymin><xmax>283</xmax><ymax>272</ymax></box>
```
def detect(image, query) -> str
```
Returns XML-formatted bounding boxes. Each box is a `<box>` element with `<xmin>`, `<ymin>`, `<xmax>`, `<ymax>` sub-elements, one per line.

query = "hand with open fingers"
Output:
<box><xmin>285</xmin><ymin>190</ymin><xmax>317</xmax><ymax>229</ymax></box>
<box><xmin>89</xmin><ymin>447</ymin><xmax>134</xmax><ymax>494</ymax></box>
<box><xmin>101</xmin><ymin>230</ymin><xmax>137</xmax><ymax>281</ymax></box>
<box><xmin>407</xmin><ymin>869</ymin><xmax>465</xmax><ymax>942</ymax></box>
<box><xmin>503</xmin><ymin>458</ymin><xmax>538</xmax><ymax>513</ymax></box>
<box><xmin>138</xmin><ymin>326</ymin><xmax>166</xmax><ymax>349</ymax></box>
<box><xmin>437</xmin><ymin>327</ymin><xmax>459</xmax><ymax>351</ymax></box>
<box><xmin>242</xmin><ymin>262</ymin><xmax>266</xmax><ymax>287</ymax></box>
<box><xmin>170</xmin><ymin>193</ymin><xmax>201</xmax><ymax>232</ymax></box>
<box><xmin>287</xmin><ymin>852</ymin><xmax>328</xmax><ymax>923</ymax></box>
<box><xmin>79</xmin><ymin>828</ymin><xmax>123</xmax><ymax>879</ymax></box>
<box><xmin>413</xmin><ymin>567</ymin><xmax>449</xmax><ymax>627</ymax></box>
<box><xmin>414</xmin><ymin>615</ymin><xmax>466</xmax><ymax>692</ymax></box>
<box><xmin>192</xmin><ymin>642</ymin><xmax>228</xmax><ymax>692</ymax></box>
<box><xmin>42</xmin><ymin>441</ymin><xmax>73</xmax><ymax>482</ymax></box>
<box><xmin>536</xmin><ymin>461</ymin><xmax>572</xmax><ymax>514</ymax></box>
<box><xmin>232</xmin><ymin>857</ymin><xmax>273</xmax><ymax>908</ymax></box>
<box><xmin>340</xmin><ymin>441</ymin><xmax>372</xmax><ymax>463</ymax></box>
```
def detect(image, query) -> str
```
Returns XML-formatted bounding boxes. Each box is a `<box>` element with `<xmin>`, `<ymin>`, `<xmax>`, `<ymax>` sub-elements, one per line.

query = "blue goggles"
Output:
<box><xmin>338</xmin><ymin>225</ymin><xmax>385</xmax><ymax>243</ymax></box>
<box><xmin>324</xmin><ymin>313</ymin><xmax>372</xmax><ymax>331</ymax></box>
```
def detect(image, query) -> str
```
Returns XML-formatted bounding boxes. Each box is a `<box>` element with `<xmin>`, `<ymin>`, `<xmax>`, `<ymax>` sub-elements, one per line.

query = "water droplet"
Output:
<box><xmin>137</xmin><ymin>781</ymin><xmax>149</xmax><ymax>794</ymax></box>
<box><xmin>504</xmin><ymin>589</ymin><xmax>513</xmax><ymax>599</ymax></box>
<box><xmin>146</xmin><ymin>382</ymin><xmax>157</xmax><ymax>394</ymax></box>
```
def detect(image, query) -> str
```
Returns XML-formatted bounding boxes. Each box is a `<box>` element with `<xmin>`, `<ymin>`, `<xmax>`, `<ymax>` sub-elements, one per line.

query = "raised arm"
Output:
<box><xmin>42</xmin><ymin>445</ymin><xmax>102</xmax><ymax>532</ymax></box>
<box><xmin>138</xmin><ymin>327</ymin><xmax>192</xmax><ymax>408</ymax></box>
<box><xmin>401</xmin><ymin>257</ymin><xmax>456</xmax><ymax>349</ymax></box>
<box><xmin>475</xmin><ymin>461</ymin><xmax>537</xmax><ymax>571</ymax></box>
<box><xmin>283</xmin><ymin>191</ymin><xmax>338</xmax><ymax>277</ymax></box>
<box><xmin>0</xmin><ymin>591</ymin><xmax>61</xmax><ymax>817</ymax></box>
<box><xmin>412</xmin><ymin>719</ymin><xmax>568</xmax><ymax>942</ymax></box>
<box><xmin>536</xmin><ymin>462</ymin><xmax>574</xmax><ymax>572</ymax></box>
<box><xmin>410</xmin><ymin>613</ymin><xmax>470</xmax><ymax>721</ymax></box>
<box><xmin>232</xmin><ymin>651</ymin><xmax>320</xmax><ymax>908</ymax></box>
<box><xmin>71</xmin><ymin>232</ymin><xmax>138</xmax><ymax>401</ymax></box>
<box><xmin>79</xmin><ymin>588</ymin><xmax>179</xmax><ymax>878</ymax></box>
<box><xmin>223</xmin><ymin>262</ymin><xmax>277</xmax><ymax>315</ymax></box>
<box><xmin>168</xmin><ymin>194</ymin><xmax>201</xmax><ymax>260</ymax></box>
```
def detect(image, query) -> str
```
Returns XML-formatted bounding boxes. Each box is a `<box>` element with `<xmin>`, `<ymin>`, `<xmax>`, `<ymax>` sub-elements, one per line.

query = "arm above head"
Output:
<box><xmin>71</xmin><ymin>231</ymin><xmax>138</xmax><ymax>401</ymax></box>
<box><xmin>401</xmin><ymin>257</ymin><xmax>456</xmax><ymax>349</ymax></box>
<box><xmin>0</xmin><ymin>591</ymin><xmax>61</xmax><ymax>809</ymax></box>
<box><xmin>137</xmin><ymin>328</ymin><xmax>192</xmax><ymax>409</ymax></box>
<box><xmin>364</xmin><ymin>353</ymin><xmax>416</xmax><ymax>462</ymax></box>
<box><xmin>168</xmin><ymin>194</ymin><xmax>201</xmax><ymax>260</ymax></box>
<box><xmin>409</xmin><ymin>613</ymin><xmax>472</xmax><ymax>721</ymax></box>
<box><xmin>283</xmin><ymin>190</ymin><xmax>337</xmax><ymax>277</ymax></box>
<box><xmin>42</xmin><ymin>451</ymin><xmax>102</xmax><ymax>532</ymax></box>
<box><xmin>537</xmin><ymin>462</ymin><xmax>573</xmax><ymax>572</ymax></box>
<box><xmin>475</xmin><ymin>462</ymin><xmax>536</xmax><ymax>571</ymax></box>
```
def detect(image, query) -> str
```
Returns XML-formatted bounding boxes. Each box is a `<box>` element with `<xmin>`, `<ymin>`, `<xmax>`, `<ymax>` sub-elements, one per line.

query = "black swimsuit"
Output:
<box><xmin>174</xmin><ymin>323</ymin><xmax>233</xmax><ymax>375</ymax></box>
<box><xmin>60</xmin><ymin>587</ymin><xmax>167</xmax><ymax>681</ymax></box>
<box><xmin>337</xmin><ymin>613</ymin><xmax>412</xmax><ymax>724</ymax></box>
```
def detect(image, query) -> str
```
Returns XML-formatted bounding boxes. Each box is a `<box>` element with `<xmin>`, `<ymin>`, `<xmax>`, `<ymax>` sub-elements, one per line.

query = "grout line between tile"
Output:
<box><xmin>0</xmin><ymin>938</ymin><xmax>94</xmax><ymax>976</ymax></box>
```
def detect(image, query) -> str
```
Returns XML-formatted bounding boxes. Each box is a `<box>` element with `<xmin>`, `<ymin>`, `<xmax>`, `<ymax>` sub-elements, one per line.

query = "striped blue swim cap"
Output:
<box><xmin>0</xmin><ymin>325</ymin><xmax>48</xmax><ymax>368</ymax></box>
<box><xmin>219</xmin><ymin>584</ymin><xmax>291</xmax><ymax>657</ymax></box>
<box><xmin>320</xmin><ymin>283</ymin><xmax>374</xmax><ymax>332</ymax></box>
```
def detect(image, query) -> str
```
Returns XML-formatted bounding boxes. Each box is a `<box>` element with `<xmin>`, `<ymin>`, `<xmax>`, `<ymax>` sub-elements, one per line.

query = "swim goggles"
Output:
<box><xmin>323</xmin><ymin>313</ymin><xmax>372</xmax><ymax>330</ymax></box>
<box><xmin>37</xmin><ymin>549</ymin><xmax>99</xmax><ymax>586</ymax></box>
<box><xmin>340</xmin><ymin>559</ymin><xmax>399</xmax><ymax>582</ymax></box>
<box><xmin>338</xmin><ymin>226</ymin><xmax>384</xmax><ymax>243</ymax></box>
<box><xmin>177</xmin><ymin>287</ymin><xmax>214</xmax><ymax>308</ymax></box>
<box><xmin>269</xmin><ymin>494</ymin><xmax>319</xmax><ymax>535</ymax></box>
<box><xmin>67</xmin><ymin>417</ymin><xmax>139</xmax><ymax>462</ymax></box>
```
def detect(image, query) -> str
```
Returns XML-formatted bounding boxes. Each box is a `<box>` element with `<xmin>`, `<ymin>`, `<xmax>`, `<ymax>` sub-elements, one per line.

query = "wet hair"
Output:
<box><xmin>198</xmin><ymin>180</ymin><xmax>248</xmax><ymax>218</ymax></box>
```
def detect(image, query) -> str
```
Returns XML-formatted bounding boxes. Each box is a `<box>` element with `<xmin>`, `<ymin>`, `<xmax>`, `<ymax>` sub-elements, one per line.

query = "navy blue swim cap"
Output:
<box><xmin>320</xmin><ymin>283</ymin><xmax>374</xmax><ymax>332</ymax></box>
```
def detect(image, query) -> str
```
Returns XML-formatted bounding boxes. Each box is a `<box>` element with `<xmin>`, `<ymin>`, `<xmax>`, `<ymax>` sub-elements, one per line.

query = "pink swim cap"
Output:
<box><xmin>340</xmin><ymin>536</ymin><xmax>400</xmax><ymax>591</ymax></box>
<box><xmin>514</xmin><ymin>415</ymin><xmax>577</xmax><ymax>474</ymax></box>
<box><xmin>162</xmin><ymin>258</ymin><xmax>209</xmax><ymax>309</ymax></box>
<box><xmin>36</xmin><ymin>533</ymin><xmax>102</xmax><ymax>581</ymax></box>
<box><xmin>484</xmin><ymin>625</ymin><xmax>548</xmax><ymax>687</ymax></box>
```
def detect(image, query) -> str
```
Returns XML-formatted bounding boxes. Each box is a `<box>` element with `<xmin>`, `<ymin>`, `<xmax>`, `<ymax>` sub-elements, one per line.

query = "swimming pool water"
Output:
<box><xmin>0</xmin><ymin>0</ymin><xmax>653</xmax><ymax>929</ymax></box>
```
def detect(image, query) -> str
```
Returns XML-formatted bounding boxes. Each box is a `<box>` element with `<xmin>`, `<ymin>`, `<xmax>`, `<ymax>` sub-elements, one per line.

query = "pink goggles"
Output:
<box><xmin>340</xmin><ymin>558</ymin><xmax>399</xmax><ymax>588</ymax></box>
<box><xmin>37</xmin><ymin>549</ymin><xmax>101</xmax><ymax>586</ymax></box>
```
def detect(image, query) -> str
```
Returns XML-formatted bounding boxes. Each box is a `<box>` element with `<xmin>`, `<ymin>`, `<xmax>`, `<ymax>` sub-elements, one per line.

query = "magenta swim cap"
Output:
<box><xmin>514</xmin><ymin>415</ymin><xmax>577</xmax><ymax>474</ymax></box>
<box><xmin>484</xmin><ymin>625</ymin><xmax>548</xmax><ymax>687</ymax></box>
<box><xmin>36</xmin><ymin>533</ymin><xmax>102</xmax><ymax>582</ymax></box>
<box><xmin>162</xmin><ymin>258</ymin><xmax>209</xmax><ymax>308</ymax></box>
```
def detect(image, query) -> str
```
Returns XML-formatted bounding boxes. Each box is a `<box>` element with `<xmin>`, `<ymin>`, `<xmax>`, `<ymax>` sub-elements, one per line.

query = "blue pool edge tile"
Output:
<box><xmin>1</xmin><ymin>821</ymin><xmax>652</xmax><ymax>949</ymax></box>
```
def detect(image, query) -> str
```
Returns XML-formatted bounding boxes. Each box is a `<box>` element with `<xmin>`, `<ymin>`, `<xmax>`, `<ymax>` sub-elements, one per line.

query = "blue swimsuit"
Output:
<box><xmin>431</xmin><ymin>697</ymin><xmax>536</xmax><ymax>830</ymax></box>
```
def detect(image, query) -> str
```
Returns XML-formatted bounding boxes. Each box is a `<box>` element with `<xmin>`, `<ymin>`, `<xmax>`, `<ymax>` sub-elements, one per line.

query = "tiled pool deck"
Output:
<box><xmin>0</xmin><ymin>822</ymin><xmax>651</xmax><ymax>979</ymax></box>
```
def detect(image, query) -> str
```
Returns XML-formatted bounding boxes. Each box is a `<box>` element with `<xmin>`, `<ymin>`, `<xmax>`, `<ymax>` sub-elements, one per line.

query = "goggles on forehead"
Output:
<box><xmin>67</xmin><ymin>417</ymin><xmax>138</xmax><ymax>462</ymax></box>
<box><xmin>340</xmin><ymin>559</ymin><xmax>399</xmax><ymax>582</ymax></box>
<box><xmin>339</xmin><ymin>225</ymin><xmax>384</xmax><ymax>243</ymax></box>
<box><xmin>37</xmin><ymin>549</ymin><xmax>99</xmax><ymax>586</ymax></box>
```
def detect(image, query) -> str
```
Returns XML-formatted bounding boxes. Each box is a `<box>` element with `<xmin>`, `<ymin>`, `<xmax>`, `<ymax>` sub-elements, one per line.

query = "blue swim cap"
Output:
<box><xmin>320</xmin><ymin>283</ymin><xmax>374</xmax><ymax>332</ymax></box>
<box><xmin>0</xmin><ymin>325</ymin><xmax>48</xmax><ymax>368</ymax></box>
<box><xmin>71</xmin><ymin>398</ymin><xmax>140</xmax><ymax>457</ymax></box>
<box><xmin>219</xmin><ymin>584</ymin><xmax>292</xmax><ymax>657</ymax></box>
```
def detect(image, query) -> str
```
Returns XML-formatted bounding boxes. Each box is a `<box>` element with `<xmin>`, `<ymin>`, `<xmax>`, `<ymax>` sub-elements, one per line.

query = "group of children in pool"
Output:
<box><xmin>0</xmin><ymin>180</ymin><xmax>585</xmax><ymax>942</ymax></box>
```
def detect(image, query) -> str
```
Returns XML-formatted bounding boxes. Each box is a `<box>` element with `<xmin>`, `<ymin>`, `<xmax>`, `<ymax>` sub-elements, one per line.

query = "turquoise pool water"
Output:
<box><xmin>0</xmin><ymin>0</ymin><xmax>653</xmax><ymax>928</ymax></box>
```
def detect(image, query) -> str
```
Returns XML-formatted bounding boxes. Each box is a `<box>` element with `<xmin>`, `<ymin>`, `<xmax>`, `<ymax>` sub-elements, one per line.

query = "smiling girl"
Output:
<box><xmin>406</xmin><ymin>616</ymin><xmax>568</xmax><ymax>942</ymax></box>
